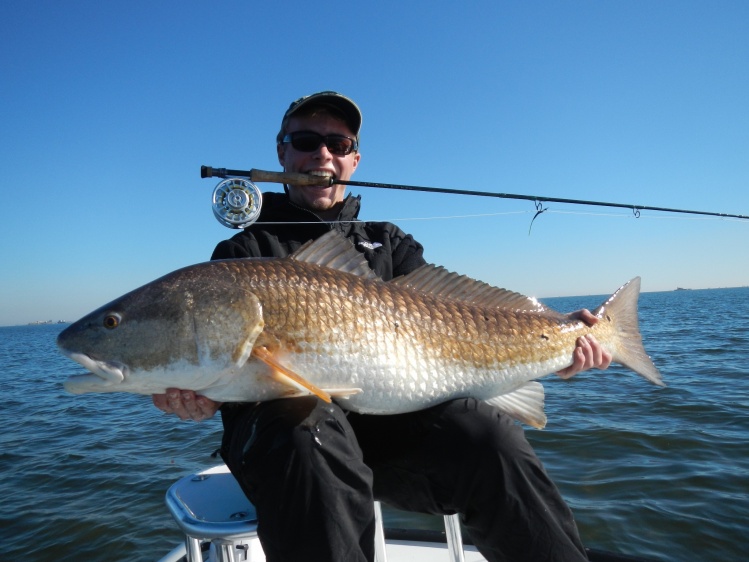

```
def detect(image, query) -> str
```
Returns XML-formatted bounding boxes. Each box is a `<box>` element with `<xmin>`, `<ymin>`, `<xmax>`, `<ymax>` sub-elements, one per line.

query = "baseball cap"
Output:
<box><xmin>278</xmin><ymin>91</ymin><xmax>362</xmax><ymax>141</ymax></box>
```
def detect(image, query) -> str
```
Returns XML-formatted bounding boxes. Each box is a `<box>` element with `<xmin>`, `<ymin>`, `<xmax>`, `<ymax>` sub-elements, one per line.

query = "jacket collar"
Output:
<box><xmin>259</xmin><ymin>191</ymin><xmax>361</xmax><ymax>224</ymax></box>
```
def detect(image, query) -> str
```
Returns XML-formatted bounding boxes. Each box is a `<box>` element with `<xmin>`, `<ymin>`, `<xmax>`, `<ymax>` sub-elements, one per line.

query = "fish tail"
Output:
<box><xmin>595</xmin><ymin>277</ymin><xmax>665</xmax><ymax>386</ymax></box>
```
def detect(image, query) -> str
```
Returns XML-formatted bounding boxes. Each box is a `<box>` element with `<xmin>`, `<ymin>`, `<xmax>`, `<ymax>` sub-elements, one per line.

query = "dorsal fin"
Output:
<box><xmin>392</xmin><ymin>264</ymin><xmax>551</xmax><ymax>312</ymax></box>
<box><xmin>290</xmin><ymin>230</ymin><xmax>379</xmax><ymax>280</ymax></box>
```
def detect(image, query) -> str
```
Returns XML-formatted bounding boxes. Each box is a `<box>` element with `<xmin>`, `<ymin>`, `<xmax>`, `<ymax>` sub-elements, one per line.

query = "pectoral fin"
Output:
<box><xmin>251</xmin><ymin>347</ymin><xmax>335</xmax><ymax>403</ymax></box>
<box><xmin>485</xmin><ymin>382</ymin><xmax>547</xmax><ymax>429</ymax></box>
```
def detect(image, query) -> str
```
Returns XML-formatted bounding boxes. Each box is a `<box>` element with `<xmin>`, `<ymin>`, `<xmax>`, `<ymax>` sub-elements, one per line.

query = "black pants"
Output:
<box><xmin>220</xmin><ymin>397</ymin><xmax>588</xmax><ymax>562</ymax></box>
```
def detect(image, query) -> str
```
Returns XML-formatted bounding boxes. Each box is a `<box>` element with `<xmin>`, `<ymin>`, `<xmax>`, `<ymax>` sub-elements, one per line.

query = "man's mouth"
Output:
<box><xmin>306</xmin><ymin>170</ymin><xmax>336</xmax><ymax>185</ymax></box>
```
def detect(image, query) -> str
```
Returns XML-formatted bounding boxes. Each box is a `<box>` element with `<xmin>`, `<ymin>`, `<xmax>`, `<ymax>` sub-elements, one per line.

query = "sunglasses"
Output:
<box><xmin>281</xmin><ymin>131</ymin><xmax>358</xmax><ymax>156</ymax></box>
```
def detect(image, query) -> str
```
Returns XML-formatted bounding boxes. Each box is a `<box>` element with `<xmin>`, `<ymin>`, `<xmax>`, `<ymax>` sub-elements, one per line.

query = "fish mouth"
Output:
<box><xmin>60</xmin><ymin>351</ymin><xmax>128</xmax><ymax>393</ymax></box>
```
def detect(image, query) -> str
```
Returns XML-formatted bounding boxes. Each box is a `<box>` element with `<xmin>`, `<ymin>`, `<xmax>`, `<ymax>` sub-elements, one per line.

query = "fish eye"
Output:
<box><xmin>103</xmin><ymin>313</ymin><xmax>121</xmax><ymax>329</ymax></box>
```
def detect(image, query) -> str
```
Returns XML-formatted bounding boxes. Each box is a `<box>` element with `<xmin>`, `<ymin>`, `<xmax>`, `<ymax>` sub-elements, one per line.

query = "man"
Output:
<box><xmin>154</xmin><ymin>91</ymin><xmax>612</xmax><ymax>561</ymax></box>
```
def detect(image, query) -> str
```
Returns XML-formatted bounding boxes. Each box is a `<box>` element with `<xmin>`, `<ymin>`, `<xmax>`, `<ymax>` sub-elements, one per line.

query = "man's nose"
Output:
<box><xmin>311</xmin><ymin>142</ymin><xmax>332</xmax><ymax>159</ymax></box>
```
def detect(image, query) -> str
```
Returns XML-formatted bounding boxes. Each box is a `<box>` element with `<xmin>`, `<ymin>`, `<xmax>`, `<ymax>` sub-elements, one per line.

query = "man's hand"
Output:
<box><xmin>556</xmin><ymin>309</ymin><xmax>613</xmax><ymax>379</ymax></box>
<box><xmin>152</xmin><ymin>389</ymin><xmax>222</xmax><ymax>421</ymax></box>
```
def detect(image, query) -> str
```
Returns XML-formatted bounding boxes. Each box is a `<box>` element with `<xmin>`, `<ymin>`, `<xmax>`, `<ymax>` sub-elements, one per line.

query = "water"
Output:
<box><xmin>1</xmin><ymin>288</ymin><xmax>748</xmax><ymax>561</ymax></box>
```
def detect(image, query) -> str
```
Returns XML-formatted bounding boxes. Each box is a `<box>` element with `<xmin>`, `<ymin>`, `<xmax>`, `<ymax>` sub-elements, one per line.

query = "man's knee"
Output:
<box><xmin>279</xmin><ymin>399</ymin><xmax>363</xmax><ymax>463</ymax></box>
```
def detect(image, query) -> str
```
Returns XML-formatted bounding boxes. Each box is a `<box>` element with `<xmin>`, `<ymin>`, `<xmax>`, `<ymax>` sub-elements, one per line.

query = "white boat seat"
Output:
<box><xmin>166</xmin><ymin>464</ymin><xmax>466</xmax><ymax>562</ymax></box>
<box><xmin>166</xmin><ymin>464</ymin><xmax>261</xmax><ymax>562</ymax></box>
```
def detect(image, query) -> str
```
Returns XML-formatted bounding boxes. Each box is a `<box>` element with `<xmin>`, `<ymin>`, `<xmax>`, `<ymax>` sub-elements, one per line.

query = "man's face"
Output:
<box><xmin>277</xmin><ymin>113</ymin><xmax>361</xmax><ymax>219</ymax></box>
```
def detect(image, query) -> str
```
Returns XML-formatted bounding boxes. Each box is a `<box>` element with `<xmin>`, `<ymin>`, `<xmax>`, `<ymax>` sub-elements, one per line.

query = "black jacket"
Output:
<box><xmin>210</xmin><ymin>191</ymin><xmax>426</xmax><ymax>281</ymax></box>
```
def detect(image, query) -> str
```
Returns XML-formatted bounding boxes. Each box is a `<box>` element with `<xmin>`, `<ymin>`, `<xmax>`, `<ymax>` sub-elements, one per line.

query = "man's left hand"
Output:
<box><xmin>556</xmin><ymin>309</ymin><xmax>613</xmax><ymax>379</ymax></box>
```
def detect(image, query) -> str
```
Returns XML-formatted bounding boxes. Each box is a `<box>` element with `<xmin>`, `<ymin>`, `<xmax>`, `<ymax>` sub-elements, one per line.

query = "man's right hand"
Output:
<box><xmin>152</xmin><ymin>389</ymin><xmax>222</xmax><ymax>421</ymax></box>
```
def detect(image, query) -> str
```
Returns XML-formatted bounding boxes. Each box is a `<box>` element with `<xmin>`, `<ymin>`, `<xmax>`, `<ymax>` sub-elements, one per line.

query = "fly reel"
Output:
<box><xmin>211</xmin><ymin>178</ymin><xmax>262</xmax><ymax>229</ymax></box>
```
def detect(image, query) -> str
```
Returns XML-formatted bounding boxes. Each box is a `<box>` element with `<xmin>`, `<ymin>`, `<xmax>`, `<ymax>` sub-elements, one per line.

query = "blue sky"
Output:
<box><xmin>1</xmin><ymin>1</ymin><xmax>747</xmax><ymax>326</ymax></box>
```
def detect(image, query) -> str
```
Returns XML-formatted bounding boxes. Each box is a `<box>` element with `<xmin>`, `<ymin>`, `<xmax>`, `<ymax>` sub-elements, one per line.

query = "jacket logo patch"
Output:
<box><xmin>358</xmin><ymin>241</ymin><xmax>382</xmax><ymax>250</ymax></box>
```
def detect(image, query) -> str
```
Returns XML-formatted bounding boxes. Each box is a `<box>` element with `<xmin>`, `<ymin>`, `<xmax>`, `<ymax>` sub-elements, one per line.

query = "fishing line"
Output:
<box><xmin>202</xmin><ymin>166</ymin><xmax>749</xmax><ymax>229</ymax></box>
<box><xmin>253</xmin><ymin>211</ymin><xmax>530</xmax><ymax>226</ymax></box>
<box><xmin>251</xmin><ymin>209</ymin><xmax>746</xmax><ymax>227</ymax></box>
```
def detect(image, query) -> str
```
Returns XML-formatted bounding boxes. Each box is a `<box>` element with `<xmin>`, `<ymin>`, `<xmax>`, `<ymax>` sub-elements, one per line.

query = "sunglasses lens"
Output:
<box><xmin>286</xmin><ymin>132</ymin><xmax>355</xmax><ymax>155</ymax></box>
<box><xmin>290</xmin><ymin>133</ymin><xmax>323</xmax><ymax>152</ymax></box>
<box><xmin>325</xmin><ymin>137</ymin><xmax>354</xmax><ymax>155</ymax></box>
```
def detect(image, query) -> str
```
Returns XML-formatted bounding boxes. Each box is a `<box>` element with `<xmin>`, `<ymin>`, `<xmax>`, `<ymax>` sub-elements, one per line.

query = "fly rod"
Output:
<box><xmin>201</xmin><ymin>165</ymin><xmax>749</xmax><ymax>229</ymax></box>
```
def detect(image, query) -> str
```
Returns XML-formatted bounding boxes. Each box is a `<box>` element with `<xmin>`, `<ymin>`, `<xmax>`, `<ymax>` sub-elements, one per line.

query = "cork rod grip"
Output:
<box><xmin>249</xmin><ymin>169</ymin><xmax>331</xmax><ymax>186</ymax></box>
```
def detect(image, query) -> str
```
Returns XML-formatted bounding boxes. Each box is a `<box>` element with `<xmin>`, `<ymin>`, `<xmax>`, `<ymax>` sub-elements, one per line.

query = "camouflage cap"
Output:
<box><xmin>279</xmin><ymin>91</ymin><xmax>362</xmax><ymax>141</ymax></box>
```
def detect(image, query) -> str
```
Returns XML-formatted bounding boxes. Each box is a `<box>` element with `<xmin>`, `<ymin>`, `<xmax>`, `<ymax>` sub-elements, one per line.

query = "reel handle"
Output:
<box><xmin>201</xmin><ymin>166</ymin><xmax>331</xmax><ymax>186</ymax></box>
